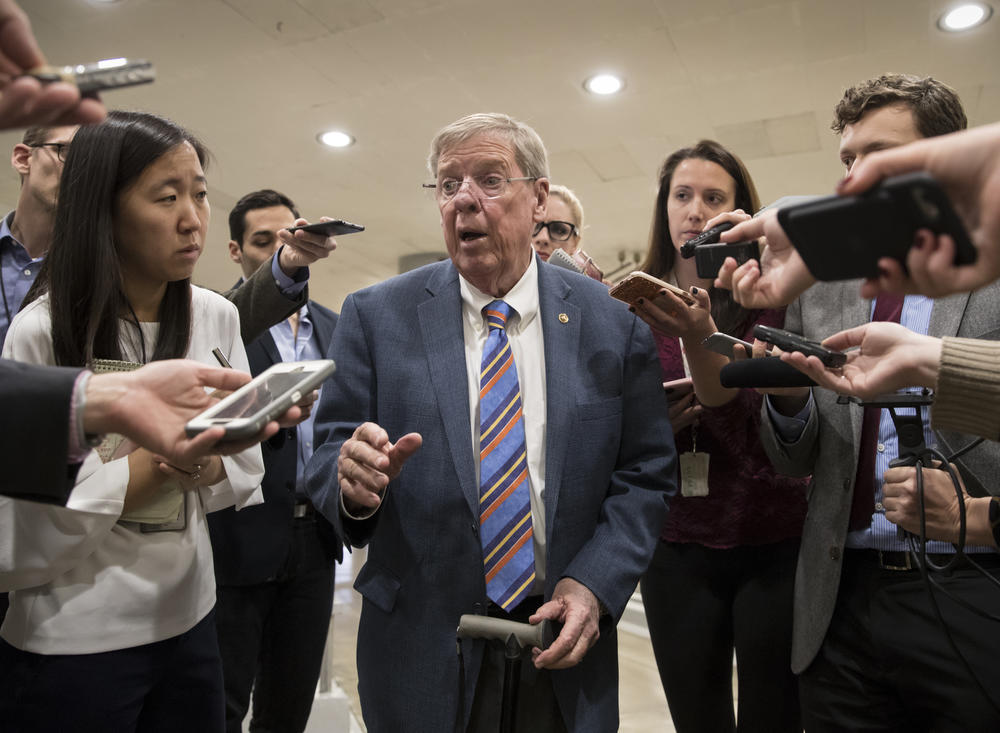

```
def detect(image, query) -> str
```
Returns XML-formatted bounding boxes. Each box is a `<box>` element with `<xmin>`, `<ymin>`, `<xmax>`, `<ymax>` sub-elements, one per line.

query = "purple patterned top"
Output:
<box><xmin>656</xmin><ymin>309</ymin><xmax>808</xmax><ymax>547</ymax></box>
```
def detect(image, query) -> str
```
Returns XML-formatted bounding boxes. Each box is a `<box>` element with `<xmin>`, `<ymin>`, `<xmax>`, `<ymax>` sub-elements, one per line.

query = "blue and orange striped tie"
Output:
<box><xmin>479</xmin><ymin>300</ymin><xmax>535</xmax><ymax>611</ymax></box>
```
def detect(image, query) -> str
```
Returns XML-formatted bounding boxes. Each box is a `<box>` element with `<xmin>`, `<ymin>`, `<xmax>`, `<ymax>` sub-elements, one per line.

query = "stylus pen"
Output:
<box><xmin>211</xmin><ymin>347</ymin><xmax>232</xmax><ymax>369</ymax></box>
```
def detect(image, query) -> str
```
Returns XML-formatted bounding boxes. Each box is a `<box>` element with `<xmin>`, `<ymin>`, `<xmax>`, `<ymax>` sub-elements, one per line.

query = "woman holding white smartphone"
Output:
<box><xmin>0</xmin><ymin>111</ymin><xmax>264</xmax><ymax>731</ymax></box>
<box><xmin>630</xmin><ymin>140</ymin><xmax>807</xmax><ymax>733</ymax></box>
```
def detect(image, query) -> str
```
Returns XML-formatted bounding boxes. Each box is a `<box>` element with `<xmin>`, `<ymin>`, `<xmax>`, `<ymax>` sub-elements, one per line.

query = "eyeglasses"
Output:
<box><xmin>422</xmin><ymin>174</ymin><xmax>537</xmax><ymax>201</ymax></box>
<box><xmin>30</xmin><ymin>142</ymin><xmax>70</xmax><ymax>162</ymax></box>
<box><xmin>532</xmin><ymin>220</ymin><xmax>579</xmax><ymax>241</ymax></box>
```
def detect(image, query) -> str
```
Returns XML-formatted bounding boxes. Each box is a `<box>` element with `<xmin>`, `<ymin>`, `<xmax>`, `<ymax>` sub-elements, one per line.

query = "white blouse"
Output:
<box><xmin>0</xmin><ymin>286</ymin><xmax>264</xmax><ymax>654</ymax></box>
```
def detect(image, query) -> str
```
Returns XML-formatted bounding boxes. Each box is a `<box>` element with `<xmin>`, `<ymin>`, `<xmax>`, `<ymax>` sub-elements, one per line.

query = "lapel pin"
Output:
<box><xmin>558</xmin><ymin>313</ymin><xmax>569</xmax><ymax>323</ymax></box>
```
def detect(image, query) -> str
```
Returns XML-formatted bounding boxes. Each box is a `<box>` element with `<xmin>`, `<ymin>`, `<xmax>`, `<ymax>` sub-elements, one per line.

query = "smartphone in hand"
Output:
<box><xmin>610</xmin><ymin>271</ymin><xmax>697</xmax><ymax>306</ymax></box>
<box><xmin>753</xmin><ymin>325</ymin><xmax>846</xmax><ymax>368</ymax></box>
<box><xmin>285</xmin><ymin>219</ymin><xmax>365</xmax><ymax>237</ymax></box>
<box><xmin>664</xmin><ymin>377</ymin><xmax>694</xmax><ymax>401</ymax></box>
<box><xmin>701</xmin><ymin>332</ymin><xmax>754</xmax><ymax>359</ymax></box>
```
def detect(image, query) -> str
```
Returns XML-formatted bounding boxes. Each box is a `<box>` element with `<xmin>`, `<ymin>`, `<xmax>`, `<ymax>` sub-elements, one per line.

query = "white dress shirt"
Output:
<box><xmin>459</xmin><ymin>255</ymin><xmax>548</xmax><ymax>587</ymax></box>
<box><xmin>0</xmin><ymin>286</ymin><xmax>264</xmax><ymax>654</ymax></box>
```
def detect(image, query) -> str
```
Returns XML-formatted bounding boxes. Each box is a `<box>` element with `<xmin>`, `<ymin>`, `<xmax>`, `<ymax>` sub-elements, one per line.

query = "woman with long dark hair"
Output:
<box><xmin>0</xmin><ymin>111</ymin><xmax>264</xmax><ymax>731</ymax></box>
<box><xmin>633</xmin><ymin>140</ymin><xmax>807</xmax><ymax>732</ymax></box>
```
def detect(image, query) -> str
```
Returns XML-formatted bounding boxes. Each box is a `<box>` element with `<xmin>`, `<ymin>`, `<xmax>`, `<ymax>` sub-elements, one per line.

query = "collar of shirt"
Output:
<box><xmin>458</xmin><ymin>253</ymin><xmax>539</xmax><ymax>334</ymax></box>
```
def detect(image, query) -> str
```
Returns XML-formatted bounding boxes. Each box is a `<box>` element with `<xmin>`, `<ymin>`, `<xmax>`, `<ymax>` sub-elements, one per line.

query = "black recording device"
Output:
<box><xmin>776</xmin><ymin>172</ymin><xmax>977</xmax><ymax>281</ymax></box>
<box><xmin>753</xmin><ymin>324</ymin><xmax>847</xmax><ymax>368</ymax></box>
<box><xmin>678</xmin><ymin>221</ymin><xmax>759</xmax><ymax>278</ymax></box>
<box><xmin>679</xmin><ymin>222</ymin><xmax>733</xmax><ymax>258</ymax></box>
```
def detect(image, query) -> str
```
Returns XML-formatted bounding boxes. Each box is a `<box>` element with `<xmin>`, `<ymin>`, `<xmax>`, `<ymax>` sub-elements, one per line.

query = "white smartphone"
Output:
<box><xmin>185</xmin><ymin>359</ymin><xmax>336</xmax><ymax>441</ymax></box>
<box><xmin>701</xmin><ymin>332</ymin><xmax>753</xmax><ymax>359</ymax></box>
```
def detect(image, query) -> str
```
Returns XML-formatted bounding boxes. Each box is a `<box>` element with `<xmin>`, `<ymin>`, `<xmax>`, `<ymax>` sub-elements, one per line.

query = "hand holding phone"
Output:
<box><xmin>609</xmin><ymin>271</ymin><xmax>697</xmax><ymax>306</ymax></box>
<box><xmin>701</xmin><ymin>332</ymin><xmax>754</xmax><ymax>359</ymax></box>
<box><xmin>753</xmin><ymin>324</ymin><xmax>847</xmax><ymax>368</ymax></box>
<box><xmin>285</xmin><ymin>219</ymin><xmax>365</xmax><ymax>237</ymax></box>
<box><xmin>776</xmin><ymin>172</ymin><xmax>976</xmax><ymax>281</ymax></box>
<box><xmin>185</xmin><ymin>360</ymin><xmax>335</xmax><ymax>441</ymax></box>
<box><xmin>26</xmin><ymin>58</ymin><xmax>155</xmax><ymax>95</ymax></box>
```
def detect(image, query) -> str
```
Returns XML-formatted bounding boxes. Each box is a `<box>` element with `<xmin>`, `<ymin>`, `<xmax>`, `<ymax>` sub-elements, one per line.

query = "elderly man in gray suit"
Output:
<box><xmin>760</xmin><ymin>74</ymin><xmax>1000</xmax><ymax>732</ymax></box>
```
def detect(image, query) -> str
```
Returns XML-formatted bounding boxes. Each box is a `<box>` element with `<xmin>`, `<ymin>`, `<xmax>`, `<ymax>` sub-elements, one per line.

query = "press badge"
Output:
<box><xmin>679</xmin><ymin>426</ymin><xmax>709</xmax><ymax>497</ymax></box>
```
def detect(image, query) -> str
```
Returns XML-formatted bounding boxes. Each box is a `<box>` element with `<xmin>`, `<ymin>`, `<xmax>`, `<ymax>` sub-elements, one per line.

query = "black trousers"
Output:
<box><xmin>641</xmin><ymin>539</ymin><xmax>802</xmax><ymax>733</ymax></box>
<box><xmin>0</xmin><ymin>608</ymin><xmax>224</xmax><ymax>732</ymax></box>
<box><xmin>799</xmin><ymin>550</ymin><xmax>1000</xmax><ymax>733</ymax></box>
<box><xmin>214</xmin><ymin>515</ymin><xmax>336</xmax><ymax>733</ymax></box>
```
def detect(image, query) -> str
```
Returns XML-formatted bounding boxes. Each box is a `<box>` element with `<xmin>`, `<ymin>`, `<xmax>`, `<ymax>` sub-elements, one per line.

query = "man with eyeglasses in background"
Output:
<box><xmin>305</xmin><ymin>112</ymin><xmax>675</xmax><ymax>731</ymax></box>
<box><xmin>1</xmin><ymin>125</ymin><xmax>74</xmax><ymax>348</ymax></box>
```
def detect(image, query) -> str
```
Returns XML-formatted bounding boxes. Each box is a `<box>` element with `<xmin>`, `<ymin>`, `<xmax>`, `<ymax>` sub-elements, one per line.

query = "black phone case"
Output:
<box><xmin>753</xmin><ymin>325</ymin><xmax>846</xmax><ymax>368</ymax></box>
<box><xmin>287</xmin><ymin>220</ymin><xmax>365</xmax><ymax>236</ymax></box>
<box><xmin>776</xmin><ymin>172</ymin><xmax>976</xmax><ymax>281</ymax></box>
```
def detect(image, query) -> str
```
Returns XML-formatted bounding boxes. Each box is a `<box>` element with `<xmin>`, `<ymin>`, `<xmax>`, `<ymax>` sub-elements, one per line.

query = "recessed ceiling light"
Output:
<box><xmin>317</xmin><ymin>130</ymin><xmax>355</xmax><ymax>148</ymax></box>
<box><xmin>583</xmin><ymin>74</ymin><xmax>624</xmax><ymax>96</ymax></box>
<box><xmin>938</xmin><ymin>2</ymin><xmax>992</xmax><ymax>31</ymax></box>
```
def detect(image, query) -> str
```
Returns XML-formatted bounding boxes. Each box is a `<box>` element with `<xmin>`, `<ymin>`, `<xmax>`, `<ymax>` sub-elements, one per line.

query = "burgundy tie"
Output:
<box><xmin>848</xmin><ymin>294</ymin><xmax>904</xmax><ymax>531</ymax></box>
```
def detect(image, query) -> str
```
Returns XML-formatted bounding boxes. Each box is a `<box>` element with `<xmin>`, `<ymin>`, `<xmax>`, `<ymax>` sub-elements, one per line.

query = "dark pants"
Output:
<box><xmin>467</xmin><ymin>595</ymin><xmax>567</xmax><ymax>733</ymax></box>
<box><xmin>0</xmin><ymin>608</ymin><xmax>224</xmax><ymax>732</ymax></box>
<box><xmin>799</xmin><ymin>550</ymin><xmax>1000</xmax><ymax>733</ymax></box>
<box><xmin>641</xmin><ymin>539</ymin><xmax>802</xmax><ymax>733</ymax></box>
<box><xmin>214</xmin><ymin>515</ymin><xmax>336</xmax><ymax>733</ymax></box>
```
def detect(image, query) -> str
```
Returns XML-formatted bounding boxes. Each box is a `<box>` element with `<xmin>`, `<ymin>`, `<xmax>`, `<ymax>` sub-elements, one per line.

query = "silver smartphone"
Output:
<box><xmin>185</xmin><ymin>359</ymin><xmax>335</xmax><ymax>441</ymax></box>
<box><xmin>701</xmin><ymin>332</ymin><xmax>753</xmax><ymax>359</ymax></box>
<box><xmin>27</xmin><ymin>58</ymin><xmax>155</xmax><ymax>95</ymax></box>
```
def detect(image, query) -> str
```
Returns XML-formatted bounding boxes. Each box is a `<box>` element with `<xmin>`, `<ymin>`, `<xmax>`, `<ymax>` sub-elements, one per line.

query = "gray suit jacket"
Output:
<box><xmin>305</xmin><ymin>257</ymin><xmax>676</xmax><ymax>732</ymax></box>
<box><xmin>220</xmin><ymin>254</ymin><xmax>307</xmax><ymax>344</ymax></box>
<box><xmin>760</xmin><ymin>280</ymin><xmax>1000</xmax><ymax>673</ymax></box>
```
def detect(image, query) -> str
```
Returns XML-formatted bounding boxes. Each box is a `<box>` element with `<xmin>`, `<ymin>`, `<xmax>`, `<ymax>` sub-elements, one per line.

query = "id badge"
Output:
<box><xmin>679</xmin><ymin>451</ymin><xmax>710</xmax><ymax>497</ymax></box>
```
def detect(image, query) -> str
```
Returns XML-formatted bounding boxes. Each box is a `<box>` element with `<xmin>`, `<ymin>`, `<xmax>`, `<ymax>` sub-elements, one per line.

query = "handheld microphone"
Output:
<box><xmin>720</xmin><ymin>358</ymin><xmax>816</xmax><ymax>389</ymax></box>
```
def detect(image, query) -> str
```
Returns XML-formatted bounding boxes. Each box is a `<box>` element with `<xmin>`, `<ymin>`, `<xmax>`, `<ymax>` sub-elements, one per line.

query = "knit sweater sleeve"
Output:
<box><xmin>931</xmin><ymin>336</ymin><xmax>1000</xmax><ymax>440</ymax></box>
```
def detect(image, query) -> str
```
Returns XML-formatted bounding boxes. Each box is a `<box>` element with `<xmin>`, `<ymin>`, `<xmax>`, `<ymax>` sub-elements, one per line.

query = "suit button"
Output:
<box><xmin>473</xmin><ymin>602</ymin><xmax>484</xmax><ymax>614</ymax></box>
<box><xmin>829</xmin><ymin>547</ymin><xmax>841</xmax><ymax>561</ymax></box>
<box><xmin>471</xmin><ymin>523</ymin><xmax>479</xmax><ymax>536</ymax></box>
<box><xmin>843</xmin><ymin>480</ymin><xmax>851</xmax><ymax>491</ymax></box>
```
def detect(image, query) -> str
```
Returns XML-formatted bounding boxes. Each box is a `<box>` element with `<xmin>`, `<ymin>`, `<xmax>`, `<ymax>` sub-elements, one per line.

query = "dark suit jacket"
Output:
<box><xmin>0</xmin><ymin>360</ymin><xmax>82</xmax><ymax>504</ymax></box>
<box><xmin>305</xmin><ymin>257</ymin><xmax>676</xmax><ymax>732</ymax></box>
<box><xmin>219</xmin><ymin>253</ymin><xmax>308</xmax><ymax>345</ymax></box>
<box><xmin>759</xmin><ymin>281</ymin><xmax>1000</xmax><ymax>674</ymax></box>
<box><xmin>208</xmin><ymin>301</ymin><xmax>342</xmax><ymax>586</ymax></box>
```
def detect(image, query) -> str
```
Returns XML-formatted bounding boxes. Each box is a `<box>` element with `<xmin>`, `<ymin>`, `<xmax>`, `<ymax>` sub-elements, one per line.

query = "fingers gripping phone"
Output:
<box><xmin>285</xmin><ymin>219</ymin><xmax>365</xmax><ymax>236</ymax></box>
<box><xmin>701</xmin><ymin>332</ymin><xmax>754</xmax><ymax>359</ymax></box>
<box><xmin>609</xmin><ymin>271</ymin><xmax>697</xmax><ymax>306</ymax></box>
<box><xmin>753</xmin><ymin>324</ymin><xmax>846</xmax><ymax>368</ymax></box>
<box><xmin>185</xmin><ymin>360</ymin><xmax>336</xmax><ymax>441</ymax></box>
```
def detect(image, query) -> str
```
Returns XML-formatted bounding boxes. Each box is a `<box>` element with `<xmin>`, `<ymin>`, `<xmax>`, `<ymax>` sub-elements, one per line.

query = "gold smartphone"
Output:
<box><xmin>609</xmin><ymin>271</ymin><xmax>697</xmax><ymax>306</ymax></box>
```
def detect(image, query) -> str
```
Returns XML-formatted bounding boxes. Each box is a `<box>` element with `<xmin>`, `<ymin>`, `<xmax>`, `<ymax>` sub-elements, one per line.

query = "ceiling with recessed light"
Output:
<box><xmin>5</xmin><ymin>0</ymin><xmax>999</xmax><ymax>309</ymax></box>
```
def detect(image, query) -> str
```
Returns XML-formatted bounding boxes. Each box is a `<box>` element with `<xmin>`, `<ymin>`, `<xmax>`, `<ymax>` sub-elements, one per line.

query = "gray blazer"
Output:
<box><xmin>759</xmin><ymin>280</ymin><xmax>1000</xmax><ymax>674</ymax></box>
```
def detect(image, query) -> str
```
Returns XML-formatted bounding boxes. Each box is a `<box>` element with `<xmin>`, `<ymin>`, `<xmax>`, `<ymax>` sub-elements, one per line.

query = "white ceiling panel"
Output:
<box><xmin>2</xmin><ymin>0</ymin><xmax>997</xmax><ymax>309</ymax></box>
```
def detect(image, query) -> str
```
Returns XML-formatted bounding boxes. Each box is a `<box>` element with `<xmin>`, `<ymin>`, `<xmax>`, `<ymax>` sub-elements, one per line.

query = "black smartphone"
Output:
<box><xmin>694</xmin><ymin>241</ymin><xmax>759</xmax><ymax>279</ymax></box>
<box><xmin>753</xmin><ymin>324</ymin><xmax>846</xmax><ymax>368</ymax></box>
<box><xmin>26</xmin><ymin>59</ymin><xmax>155</xmax><ymax>95</ymax></box>
<box><xmin>776</xmin><ymin>172</ymin><xmax>976</xmax><ymax>281</ymax></box>
<box><xmin>679</xmin><ymin>221</ymin><xmax>734</xmax><ymax>258</ymax></box>
<box><xmin>285</xmin><ymin>219</ymin><xmax>365</xmax><ymax>237</ymax></box>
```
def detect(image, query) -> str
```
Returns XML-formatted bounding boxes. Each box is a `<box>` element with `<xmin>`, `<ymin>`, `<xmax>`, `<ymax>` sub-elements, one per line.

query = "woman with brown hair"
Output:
<box><xmin>633</xmin><ymin>140</ymin><xmax>807</xmax><ymax>732</ymax></box>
